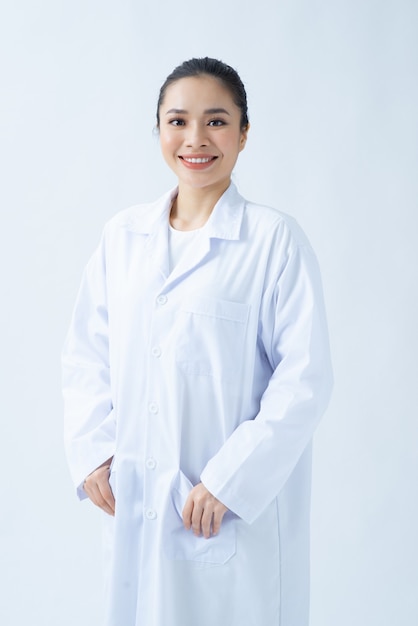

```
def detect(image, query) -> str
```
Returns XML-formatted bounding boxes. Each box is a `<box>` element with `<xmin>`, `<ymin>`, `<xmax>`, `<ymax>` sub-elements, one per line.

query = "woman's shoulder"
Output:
<box><xmin>242</xmin><ymin>196</ymin><xmax>312</xmax><ymax>250</ymax></box>
<box><xmin>103</xmin><ymin>188</ymin><xmax>177</xmax><ymax>235</ymax></box>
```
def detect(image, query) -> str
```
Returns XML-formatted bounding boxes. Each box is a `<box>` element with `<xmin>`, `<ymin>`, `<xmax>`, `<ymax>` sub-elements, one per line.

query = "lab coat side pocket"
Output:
<box><xmin>163</xmin><ymin>471</ymin><xmax>236</xmax><ymax>565</ymax></box>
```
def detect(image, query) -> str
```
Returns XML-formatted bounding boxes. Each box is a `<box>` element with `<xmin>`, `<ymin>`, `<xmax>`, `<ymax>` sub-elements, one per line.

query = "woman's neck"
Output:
<box><xmin>170</xmin><ymin>180</ymin><xmax>230</xmax><ymax>231</ymax></box>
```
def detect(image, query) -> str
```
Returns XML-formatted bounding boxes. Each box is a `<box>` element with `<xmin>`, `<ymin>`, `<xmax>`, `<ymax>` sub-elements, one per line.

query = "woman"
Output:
<box><xmin>63</xmin><ymin>57</ymin><xmax>333</xmax><ymax>626</ymax></box>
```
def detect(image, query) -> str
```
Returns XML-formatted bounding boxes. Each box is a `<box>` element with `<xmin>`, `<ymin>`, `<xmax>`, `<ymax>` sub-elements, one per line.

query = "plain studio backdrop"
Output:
<box><xmin>0</xmin><ymin>1</ymin><xmax>416</xmax><ymax>624</ymax></box>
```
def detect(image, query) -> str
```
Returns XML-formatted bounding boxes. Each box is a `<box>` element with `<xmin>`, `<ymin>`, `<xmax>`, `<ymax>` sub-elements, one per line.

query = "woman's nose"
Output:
<box><xmin>185</xmin><ymin>123</ymin><xmax>208</xmax><ymax>147</ymax></box>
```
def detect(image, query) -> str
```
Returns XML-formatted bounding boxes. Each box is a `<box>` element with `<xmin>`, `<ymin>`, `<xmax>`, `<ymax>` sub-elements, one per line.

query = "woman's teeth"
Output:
<box><xmin>183</xmin><ymin>157</ymin><xmax>213</xmax><ymax>163</ymax></box>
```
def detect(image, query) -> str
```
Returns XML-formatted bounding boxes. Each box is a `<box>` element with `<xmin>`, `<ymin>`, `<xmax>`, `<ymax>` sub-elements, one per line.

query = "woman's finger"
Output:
<box><xmin>182</xmin><ymin>493</ymin><xmax>194</xmax><ymax>530</ymax></box>
<box><xmin>86</xmin><ymin>481</ymin><xmax>113</xmax><ymax>515</ymax></box>
<box><xmin>200</xmin><ymin>506</ymin><xmax>214</xmax><ymax>539</ymax></box>
<box><xmin>212</xmin><ymin>506</ymin><xmax>227</xmax><ymax>536</ymax></box>
<box><xmin>97</xmin><ymin>473</ymin><xmax>115</xmax><ymax>513</ymax></box>
<box><xmin>191</xmin><ymin>501</ymin><xmax>204</xmax><ymax>536</ymax></box>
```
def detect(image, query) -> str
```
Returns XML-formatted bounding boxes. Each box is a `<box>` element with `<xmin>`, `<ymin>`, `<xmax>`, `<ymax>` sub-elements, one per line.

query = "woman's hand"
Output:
<box><xmin>83</xmin><ymin>457</ymin><xmax>115</xmax><ymax>516</ymax></box>
<box><xmin>182</xmin><ymin>482</ymin><xmax>228</xmax><ymax>539</ymax></box>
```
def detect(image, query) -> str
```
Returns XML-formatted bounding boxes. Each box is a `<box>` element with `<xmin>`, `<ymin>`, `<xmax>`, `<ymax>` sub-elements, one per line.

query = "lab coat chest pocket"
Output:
<box><xmin>175</xmin><ymin>296</ymin><xmax>250</xmax><ymax>381</ymax></box>
<box><xmin>163</xmin><ymin>472</ymin><xmax>236</xmax><ymax>565</ymax></box>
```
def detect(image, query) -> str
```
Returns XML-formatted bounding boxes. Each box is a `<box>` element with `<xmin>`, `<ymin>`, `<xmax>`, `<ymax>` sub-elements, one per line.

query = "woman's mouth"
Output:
<box><xmin>179</xmin><ymin>155</ymin><xmax>218</xmax><ymax>170</ymax></box>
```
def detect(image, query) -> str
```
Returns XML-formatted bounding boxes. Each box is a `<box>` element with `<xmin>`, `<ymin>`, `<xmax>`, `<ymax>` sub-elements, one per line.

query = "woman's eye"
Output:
<box><xmin>169</xmin><ymin>119</ymin><xmax>185</xmax><ymax>126</ymax></box>
<box><xmin>208</xmin><ymin>119</ymin><xmax>226</xmax><ymax>127</ymax></box>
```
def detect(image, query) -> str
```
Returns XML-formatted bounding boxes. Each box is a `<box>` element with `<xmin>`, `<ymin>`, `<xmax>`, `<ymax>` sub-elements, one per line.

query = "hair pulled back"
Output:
<box><xmin>156</xmin><ymin>57</ymin><xmax>249</xmax><ymax>130</ymax></box>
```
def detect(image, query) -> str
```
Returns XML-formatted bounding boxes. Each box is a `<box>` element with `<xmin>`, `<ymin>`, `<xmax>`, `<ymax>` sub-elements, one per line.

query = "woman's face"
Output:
<box><xmin>158</xmin><ymin>75</ymin><xmax>248</xmax><ymax>193</ymax></box>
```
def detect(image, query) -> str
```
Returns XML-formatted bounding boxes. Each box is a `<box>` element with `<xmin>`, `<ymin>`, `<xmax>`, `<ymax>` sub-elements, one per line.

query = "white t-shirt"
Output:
<box><xmin>168</xmin><ymin>224</ymin><xmax>201</xmax><ymax>272</ymax></box>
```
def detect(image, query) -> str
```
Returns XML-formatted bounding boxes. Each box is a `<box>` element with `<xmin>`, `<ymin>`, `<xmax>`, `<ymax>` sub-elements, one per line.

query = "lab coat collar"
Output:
<box><xmin>205</xmin><ymin>182</ymin><xmax>244</xmax><ymax>241</ymax></box>
<box><xmin>123</xmin><ymin>182</ymin><xmax>245</xmax><ymax>241</ymax></box>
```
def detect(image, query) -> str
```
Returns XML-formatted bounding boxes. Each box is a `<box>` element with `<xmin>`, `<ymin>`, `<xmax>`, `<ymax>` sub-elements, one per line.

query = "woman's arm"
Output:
<box><xmin>200</xmin><ymin>237</ymin><xmax>333</xmax><ymax>524</ymax></box>
<box><xmin>62</xmin><ymin>231</ymin><xmax>116</xmax><ymax>500</ymax></box>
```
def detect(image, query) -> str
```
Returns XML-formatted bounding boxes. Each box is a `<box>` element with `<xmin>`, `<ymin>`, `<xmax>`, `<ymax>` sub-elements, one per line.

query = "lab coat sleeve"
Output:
<box><xmin>200</xmin><ymin>235</ymin><xmax>333</xmax><ymax>524</ymax></box>
<box><xmin>62</xmin><ymin>231</ymin><xmax>116</xmax><ymax>499</ymax></box>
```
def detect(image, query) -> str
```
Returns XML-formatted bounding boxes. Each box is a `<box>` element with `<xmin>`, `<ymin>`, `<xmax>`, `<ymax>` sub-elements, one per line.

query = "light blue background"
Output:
<box><xmin>1</xmin><ymin>1</ymin><xmax>417</xmax><ymax>624</ymax></box>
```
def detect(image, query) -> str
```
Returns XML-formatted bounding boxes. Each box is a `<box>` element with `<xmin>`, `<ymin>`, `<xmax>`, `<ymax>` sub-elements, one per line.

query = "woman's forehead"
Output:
<box><xmin>161</xmin><ymin>76</ymin><xmax>238</xmax><ymax>111</ymax></box>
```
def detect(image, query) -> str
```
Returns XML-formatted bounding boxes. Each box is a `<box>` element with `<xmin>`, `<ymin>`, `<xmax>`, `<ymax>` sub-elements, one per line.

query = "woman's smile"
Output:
<box><xmin>179</xmin><ymin>154</ymin><xmax>218</xmax><ymax>169</ymax></box>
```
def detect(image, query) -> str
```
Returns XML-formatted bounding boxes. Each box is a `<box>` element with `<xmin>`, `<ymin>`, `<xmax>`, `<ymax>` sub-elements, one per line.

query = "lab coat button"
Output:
<box><xmin>148</xmin><ymin>402</ymin><xmax>159</xmax><ymax>414</ymax></box>
<box><xmin>151</xmin><ymin>346</ymin><xmax>162</xmax><ymax>358</ymax></box>
<box><xmin>145</xmin><ymin>508</ymin><xmax>157</xmax><ymax>520</ymax></box>
<box><xmin>145</xmin><ymin>458</ymin><xmax>157</xmax><ymax>470</ymax></box>
<box><xmin>156</xmin><ymin>294</ymin><xmax>167</xmax><ymax>306</ymax></box>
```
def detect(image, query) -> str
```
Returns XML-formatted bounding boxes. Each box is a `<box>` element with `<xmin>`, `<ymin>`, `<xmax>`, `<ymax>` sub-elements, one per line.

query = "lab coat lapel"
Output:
<box><xmin>164</xmin><ymin>183</ymin><xmax>245</xmax><ymax>289</ymax></box>
<box><xmin>124</xmin><ymin>188</ymin><xmax>176</xmax><ymax>282</ymax></box>
<box><xmin>146</xmin><ymin>219</ymin><xmax>170</xmax><ymax>282</ymax></box>
<box><xmin>164</xmin><ymin>231</ymin><xmax>211</xmax><ymax>288</ymax></box>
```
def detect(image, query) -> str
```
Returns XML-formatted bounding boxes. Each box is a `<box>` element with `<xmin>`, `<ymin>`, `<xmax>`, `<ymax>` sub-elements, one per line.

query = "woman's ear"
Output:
<box><xmin>239</xmin><ymin>123</ymin><xmax>250</xmax><ymax>151</ymax></box>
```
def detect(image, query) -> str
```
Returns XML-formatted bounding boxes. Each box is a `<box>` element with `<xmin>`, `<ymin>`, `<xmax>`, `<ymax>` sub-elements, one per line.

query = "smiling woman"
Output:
<box><xmin>62</xmin><ymin>57</ymin><xmax>333</xmax><ymax>626</ymax></box>
<box><xmin>158</xmin><ymin>71</ymin><xmax>249</xmax><ymax>228</ymax></box>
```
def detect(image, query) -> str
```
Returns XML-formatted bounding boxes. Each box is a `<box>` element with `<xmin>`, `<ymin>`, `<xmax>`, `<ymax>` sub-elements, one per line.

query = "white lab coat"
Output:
<box><xmin>62</xmin><ymin>182</ymin><xmax>333</xmax><ymax>626</ymax></box>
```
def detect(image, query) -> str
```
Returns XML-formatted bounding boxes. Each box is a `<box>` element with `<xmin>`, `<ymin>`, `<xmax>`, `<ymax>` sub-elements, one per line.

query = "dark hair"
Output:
<box><xmin>156</xmin><ymin>57</ymin><xmax>249</xmax><ymax>129</ymax></box>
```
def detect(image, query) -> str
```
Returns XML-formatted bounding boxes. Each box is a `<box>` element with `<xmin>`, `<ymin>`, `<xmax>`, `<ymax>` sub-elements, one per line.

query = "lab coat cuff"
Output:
<box><xmin>76</xmin><ymin>482</ymin><xmax>89</xmax><ymax>501</ymax></box>
<box><xmin>68</xmin><ymin>444</ymin><xmax>116</xmax><ymax>501</ymax></box>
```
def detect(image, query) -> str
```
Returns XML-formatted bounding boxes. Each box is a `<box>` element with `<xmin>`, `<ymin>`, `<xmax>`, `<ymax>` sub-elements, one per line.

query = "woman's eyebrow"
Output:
<box><xmin>165</xmin><ymin>108</ymin><xmax>187</xmax><ymax>115</ymax></box>
<box><xmin>204</xmin><ymin>108</ymin><xmax>230</xmax><ymax>115</ymax></box>
<box><xmin>165</xmin><ymin>107</ymin><xmax>230</xmax><ymax>116</ymax></box>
